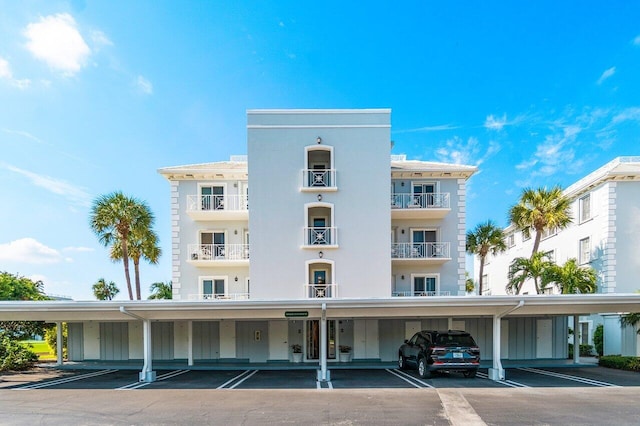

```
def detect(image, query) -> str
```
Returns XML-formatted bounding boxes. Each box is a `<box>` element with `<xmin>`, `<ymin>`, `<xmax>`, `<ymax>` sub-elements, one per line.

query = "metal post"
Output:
<box><xmin>319</xmin><ymin>303</ymin><xmax>328</xmax><ymax>382</ymax></box>
<box><xmin>573</xmin><ymin>315</ymin><xmax>580</xmax><ymax>364</ymax></box>
<box><xmin>140</xmin><ymin>319</ymin><xmax>156</xmax><ymax>382</ymax></box>
<box><xmin>187</xmin><ymin>320</ymin><xmax>194</xmax><ymax>366</ymax></box>
<box><xmin>55</xmin><ymin>321</ymin><xmax>63</xmax><ymax>366</ymax></box>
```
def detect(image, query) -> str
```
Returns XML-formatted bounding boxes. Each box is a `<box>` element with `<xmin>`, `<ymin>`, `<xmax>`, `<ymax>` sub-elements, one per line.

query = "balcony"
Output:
<box><xmin>305</xmin><ymin>283</ymin><xmax>337</xmax><ymax>298</ymax></box>
<box><xmin>187</xmin><ymin>293</ymin><xmax>250</xmax><ymax>301</ymax></box>
<box><xmin>301</xmin><ymin>169</ymin><xmax>337</xmax><ymax>191</ymax></box>
<box><xmin>390</xmin><ymin>193</ymin><xmax>450</xmax><ymax>219</ymax></box>
<box><xmin>186</xmin><ymin>195</ymin><xmax>249</xmax><ymax>221</ymax></box>
<box><xmin>187</xmin><ymin>244</ymin><xmax>249</xmax><ymax>267</ymax></box>
<box><xmin>391</xmin><ymin>242</ymin><xmax>451</xmax><ymax>264</ymax></box>
<box><xmin>392</xmin><ymin>290</ymin><xmax>451</xmax><ymax>297</ymax></box>
<box><xmin>303</xmin><ymin>227</ymin><xmax>338</xmax><ymax>248</ymax></box>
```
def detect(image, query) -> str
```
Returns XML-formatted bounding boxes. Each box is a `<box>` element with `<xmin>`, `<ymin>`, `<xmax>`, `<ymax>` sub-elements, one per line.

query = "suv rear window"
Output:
<box><xmin>435</xmin><ymin>334</ymin><xmax>476</xmax><ymax>346</ymax></box>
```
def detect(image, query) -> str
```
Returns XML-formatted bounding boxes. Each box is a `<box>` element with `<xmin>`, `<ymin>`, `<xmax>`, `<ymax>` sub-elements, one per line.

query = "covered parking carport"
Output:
<box><xmin>1</xmin><ymin>294</ymin><xmax>639</xmax><ymax>382</ymax></box>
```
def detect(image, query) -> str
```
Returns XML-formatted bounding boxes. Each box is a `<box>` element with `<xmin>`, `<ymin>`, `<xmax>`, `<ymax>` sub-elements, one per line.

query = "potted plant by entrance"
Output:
<box><xmin>291</xmin><ymin>344</ymin><xmax>303</xmax><ymax>363</ymax></box>
<box><xmin>339</xmin><ymin>345</ymin><xmax>352</xmax><ymax>362</ymax></box>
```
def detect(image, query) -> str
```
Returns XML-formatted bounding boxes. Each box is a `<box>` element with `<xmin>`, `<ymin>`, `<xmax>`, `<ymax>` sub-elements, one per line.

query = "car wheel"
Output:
<box><xmin>418</xmin><ymin>357</ymin><xmax>431</xmax><ymax>379</ymax></box>
<box><xmin>463</xmin><ymin>369</ymin><xmax>477</xmax><ymax>378</ymax></box>
<box><xmin>398</xmin><ymin>354</ymin><xmax>407</xmax><ymax>370</ymax></box>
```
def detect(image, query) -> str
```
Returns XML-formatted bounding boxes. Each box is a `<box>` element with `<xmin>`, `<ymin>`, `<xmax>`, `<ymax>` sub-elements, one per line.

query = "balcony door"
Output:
<box><xmin>203</xmin><ymin>278</ymin><xmax>226</xmax><ymax>299</ymax></box>
<box><xmin>306</xmin><ymin>320</ymin><xmax>336</xmax><ymax>361</ymax></box>
<box><xmin>412</xmin><ymin>229</ymin><xmax>436</xmax><ymax>258</ymax></box>
<box><xmin>201</xmin><ymin>231</ymin><xmax>225</xmax><ymax>259</ymax></box>
<box><xmin>413</xmin><ymin>275</ymin><xmax>436</xmax><ymax>296</ymax></box>
<box><xmin>412</xmin><ymin>183</ymin><xmax>436</xmax><ymax>207</ymax></box>
<box><xmin>201</xmin><ymin>185</ymin><xmax>224</xmax><ymax>210</ymax></box>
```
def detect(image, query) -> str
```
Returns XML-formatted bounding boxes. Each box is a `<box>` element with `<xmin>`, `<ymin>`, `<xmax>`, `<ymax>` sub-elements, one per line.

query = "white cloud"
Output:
<box><xmin>2</xmin><ymin>128</ymin><xmax>44</xmax><ymax>144</ymax></box>
<box><xmin>611</xmin><ymin>107</ymin><xmax>640</xmax><ymax>125</ymax></box>
<box><xmin>597</xmin><ymin>66</ymin><xmax>615</xmax><ymax>85</ymax></box>
<box><xmin>24</xmin><ymin>13</ymin><xmax>91</xmax><ymax>75</ymax></box>
<box><xmin>0</xmin><ymin>56</ymin><xmax>31</xmax><ymax>89</ymax></box>
<box><xmin>633</xmin><ymin>35</ymin><xmax>640</xmax><ymax>46</ymax></box>
<box><xmin>0</xmin><ymin>238</ymin><xmax>66</xmax><ymax>264</ymax></box>
<box><xmin>484</xmin><ymin>114</ymin><xmax>507</xmax><ymax>131</ymax></box>
<box><xmin>3</xmin><ymin>164</ymin><xmax>92</xmax><ymax>207</ymax></box>
<box><xmin>394</xmin><ymin>124</ymin><xmax>460</xmax><ymax>134</ymax></box>
<box><xmin>90</xmin><ymin>30</ymin><xmax>113</xmax><ymax>49</ymax></box>
<box><xmin>135</xmin><ymin>75</ymin><xmax>153</xmax><ymax>95</ymax></box>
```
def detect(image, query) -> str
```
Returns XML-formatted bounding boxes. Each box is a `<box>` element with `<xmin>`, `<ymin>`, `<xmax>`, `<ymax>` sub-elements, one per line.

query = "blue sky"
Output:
<box><xmin>1</xmin><ymin>1</ymin><xmax>639</xmax><ymax>300</ymax></box>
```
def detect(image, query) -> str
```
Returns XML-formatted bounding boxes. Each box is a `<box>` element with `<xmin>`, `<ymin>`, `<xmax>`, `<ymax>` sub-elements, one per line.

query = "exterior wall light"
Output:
<box><xmin>317</xmin><ymin>194</ymin><xmax>322</xmax><ymax>201</ymax></box>
<box><xmin>319</xmin><ymin>251</ymin><xmax>323</xmax><ymax>258</ymax></box>
<box><xmin>234</xmin><ymin>276</ymin><xmax>238</xmax><ymax>282</ymax></box>
<box><xmin>317</xmin><ymin>136</ymin><xmax>322</xmax><ymax>144</ymax></box>
<box><xmin>401</xmin><ymin>275</ymin><xmax>405</xmax><ymax>280</ymax></box>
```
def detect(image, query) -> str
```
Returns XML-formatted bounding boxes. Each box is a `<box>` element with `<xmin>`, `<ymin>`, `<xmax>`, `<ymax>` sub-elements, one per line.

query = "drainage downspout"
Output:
<box><xmin>489</xmin><ymin>300</ymin><xmax>525</xmax><ymax>381</ymax></box>
<box><xmin>119</xmin><ymin>307</ymin><xmax>156</xmax><ymax>382</ymax></box>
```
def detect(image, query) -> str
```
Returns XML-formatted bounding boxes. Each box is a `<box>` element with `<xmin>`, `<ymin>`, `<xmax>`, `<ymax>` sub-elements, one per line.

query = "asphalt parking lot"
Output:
<box><xmin>2</xmin><ymin>367</ymin><xmax>640</xmax><ymax>425</ymax></box>
<box><xmin>3</xmin><ymin>365</ymin><xmax>639</xmax><ymax>390</ymax></box>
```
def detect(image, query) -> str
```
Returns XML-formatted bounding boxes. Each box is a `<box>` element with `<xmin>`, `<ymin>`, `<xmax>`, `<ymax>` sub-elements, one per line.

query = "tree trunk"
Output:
<box><xmin>134</xmin><ymin>258</ymin><xmax>141</xmax><ymax>300</ymax></box>
<box><xmin>531</xmin><ymin>230</ymin><xmax>542</xmax><ymax>258</ymax></box>
<box><xmin>121</xmin><ymin>239</ymin><xmax>134</xmax><ymax>300</ymax></box>
<box><xmin>478</xmin><ymin>257</ymin><xmax>485</xmax><ymax>296</ymax></box>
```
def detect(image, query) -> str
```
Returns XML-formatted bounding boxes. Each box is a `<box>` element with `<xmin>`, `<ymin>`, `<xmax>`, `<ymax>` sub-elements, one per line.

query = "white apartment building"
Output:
<box><xmin>4</xmin><ymin>110</ymin><xmax>640</xmax><ymax>383</ymax></box>
<box><xmin>481</xmin><ymin>157</ymin><xmax>640</xmax><ymax>356</ymax></box>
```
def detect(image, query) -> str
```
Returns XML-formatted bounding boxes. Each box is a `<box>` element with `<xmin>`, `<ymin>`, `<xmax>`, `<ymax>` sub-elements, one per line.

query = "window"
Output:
<box><xmin>579</xmin><ymin>237</ymin><xmax>591</xmax><ymax>264</ymax></box>
<box><xmin>579</xmin><ymin>194</ymin><xmax>591</xmax><ymax>223</ymax></box>
<box><xmin>545</xmin><ymin>250</ymin><xmax>555</xmax><ymax>262</ymax></box>
<box><xmin>522</xmin><ymin>231</ymin><xmax>531</xmax><ymax>242</ymax></box>
<box><xmin>506</xmin><ymin>234</ymin><xmax>515</xmax><ymax>248</ymax></box>
<box><xmin>200</xmin><ymin>185</ymin><xmax>224</xmax><ymax>210</ymax></box>
<box><xmin>200</xmin><ymin>231</ymin><xmax>225</xmax><ymax>259</ymax></box>
<box><xmin>304</xmin><ymin>146</ymin><xmax>334</xmax><ymax>188</ymax></box>
<box><xmin>413</xmin><ymin>274</ymin><xmax>438</xmax><ymax>296</ymax></box>
<box><xmin>481</xmin><ymin>274</ymin><xmax>489</xmax><ymax>294</ymax></box>
<box><xmin>412</xmin><ymin>182</ymin><xmax>437</xmax><ymax>207</ymax></box>
<box><xmin>201</xmin><ymin>277</ymin><xmax>227</xmax><ymax>299</ymax></box>
<box><xmin>541</xmin><ymin>227</ymin><xmax>557</xmax><ymax>240</ymax></box>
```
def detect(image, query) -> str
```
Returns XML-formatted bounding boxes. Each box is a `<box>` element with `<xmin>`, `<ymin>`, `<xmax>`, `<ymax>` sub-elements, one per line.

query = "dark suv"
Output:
<box><xmin>398</xmin><ymin>330</ymin><xmax>480</xmax><ymax>378</ymax></box>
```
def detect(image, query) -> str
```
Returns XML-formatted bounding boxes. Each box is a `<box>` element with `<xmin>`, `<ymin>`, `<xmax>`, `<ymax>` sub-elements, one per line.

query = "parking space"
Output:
<box><xmin>4</xmin><ymin>366</ymin><xmax>640</xmax><ymax>391</ymax></box>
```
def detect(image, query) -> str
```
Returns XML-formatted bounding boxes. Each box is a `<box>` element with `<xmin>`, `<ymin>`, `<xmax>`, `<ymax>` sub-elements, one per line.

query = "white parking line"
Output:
<box><xmin>117</xmin><ymin>369</ymin><xmax>190</xmax><ymax>390</ymax></box>
<box><xmin>475</xmin><ymin>371</ymin><xmax>529</xmax><ymax>388</ymax></box>
<box><xmin>15</xmin><ymin>369</ymin><xmax>118</xmax><ymax>390</ymax></box>
<box><xmin>518</xmin><ymin>367</ymin><xmax>621</xmax><ymax>387</ymax></box>
<box><xmin>386</xmin><ymin>368</ymin><xmax>434</xmax><ymax>388</ymax></box>
<box><xmin>228</xmin><ymin>370</ymin><xmax>258</xmax><ymax>389</ymax></box>
<box><xmin>216</xmin><ymin>370</ymin><xmax>255</xmax><ymax>389</ymax></box>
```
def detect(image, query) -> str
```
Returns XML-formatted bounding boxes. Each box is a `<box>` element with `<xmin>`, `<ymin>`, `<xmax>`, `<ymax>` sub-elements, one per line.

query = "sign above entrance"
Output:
<box><xmin>285</xmin><ymin>311</ymin><xmax>309</xmax><ymax>318</ymax></box>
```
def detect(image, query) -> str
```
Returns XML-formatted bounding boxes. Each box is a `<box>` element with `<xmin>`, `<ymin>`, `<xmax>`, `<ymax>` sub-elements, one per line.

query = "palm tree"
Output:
<box><xmin>508</xmin><ymin>186</ymin><xmax>572</xmax><ymax>257</ymax></box>
<box><xmin>92</xmin><ymin>278</ymin><xmax>120</xmax><ymax>300</ymax></box>
<box><xmin>110</xmin><ymin>227</ymin><xmax>161</xmax><ymax>300</ymax></box>
<box><xmin>466</xmin><ymin>220</ymin><xmax>506</xmax><ymax>295</ymax></box>
<box><xmin>620</xmin><ymin>313</ymin><xmax>640</xmax><ymax>335</ymax></box>
<box><xmin>507</xmin><ymin>252</ymin><xmax>554</xmax><ymax>295</ymax></box>
<box><xmin>90</xmin><ymin>191</ymin><xmax>154</xmax><ymax>300</ymax></box>
<box><xmin>148</xmin><ymin>281</ymin><xmax>172</xmax><ymax>300</ymax></box>
<box><xmin>542</xmin><ymin>258</ymin><xmax>597</xmax><ymax>294</ymax></box>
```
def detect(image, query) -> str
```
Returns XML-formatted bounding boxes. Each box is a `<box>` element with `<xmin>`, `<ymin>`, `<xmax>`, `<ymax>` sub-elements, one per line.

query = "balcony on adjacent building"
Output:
<box><xmin>391</xmin><ymin>242</ymin><xmax>451</xmax><ymax>264</ymax></box>
<box><xmin>186</xmin><ymin>194</ymin><xmax>249</xmax><ymax>220</ymax></box>
<box><xmin>392</xmin><ymin>290</ymin><xmax>451</xmax><ymax>297</ymax></box>
<box><xmin>187</xmin><ymin>293</ymin><xmax>250</xmax><ymax>301</ymax></box>
<box><xmin>303</xmin><ymin>227</ymin><xmax>338</xmax><ymax>247</ymax></box>
<box><xmin>187</xmin><ymin>244</ymin><xmax>249</xmax><ymax>267</ymax></box>
<box><xmin>390</xmin><ymin>192</ymin><xmax>450</xmax><ymax>219</ymax></box>
<box><xmin>301</xmin><ymin>169</ymin><xmax>337</xmax><ymax>191</ymax></box>
<box><xmin>305</xmin><ymin>283</ymin><xmax>337</xmax><ymax>298</ymax></box>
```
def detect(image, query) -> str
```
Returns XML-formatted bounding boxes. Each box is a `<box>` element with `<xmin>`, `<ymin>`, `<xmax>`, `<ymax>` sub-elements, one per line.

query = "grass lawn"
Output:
<box><xmin>19</xmin><ymin>340</ymin><xmax>57</xmax><ymax>361</ymax></box>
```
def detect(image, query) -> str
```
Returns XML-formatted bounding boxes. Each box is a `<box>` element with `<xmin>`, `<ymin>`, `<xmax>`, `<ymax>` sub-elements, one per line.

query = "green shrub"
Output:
<box><xmin>0</xmin><ymin>335</ymin><xmax>38</xmax><ymax>371</ymax></box>
<box><xmin>568</xmin><ymin>343</ymin><xmax>595</xmax><ymax>358</ymax></box>
<box><xmin>599</xmin><ymin>355</ymin><xmax>640</xmax><ymax>372</ymax></box>
<box><xmin>44</xmin><ymin>323</ymin><xmax>67</xmax><ymax>359</ymax></box>
<box><xmin>593</xmin><ymin>324</ymin><xmax>604</xmax><ymax>356</ymax></box>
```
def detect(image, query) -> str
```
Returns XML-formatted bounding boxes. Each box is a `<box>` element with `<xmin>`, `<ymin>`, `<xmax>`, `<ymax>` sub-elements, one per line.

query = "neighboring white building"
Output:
<box><xmin>481</xmin><ymin>157</ymin><xmax>640</xmax><ymax>355</ymax></box>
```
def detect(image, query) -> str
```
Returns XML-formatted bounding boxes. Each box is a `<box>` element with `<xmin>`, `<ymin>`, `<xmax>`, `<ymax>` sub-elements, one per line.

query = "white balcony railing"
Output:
<box><xmin>301</xmin><ymin>169</ymin><xmax>337</xmax><ymax>189</ymax></box>
<box><xmin>303</xmin><ymin>227</ymin><xmax>338</xmax><ymax>246</ymax></box>
<box><xmin>188</xmin><ymin>293</ymin><xmax>250</xmax><ymax>301</ymax></box>
<box><xmin>187</xmin><ymin>194</ymin><xmax>249</xmax><ymax>212</ymax></box>
<box><xmin>391</xmin><ymin>242</ymin><xmax>450</xmax><ymax>259</ymax></box>
<box><xmin>305</xmin><ymin>284</ymin><xmax>337</xmax><ymax>298</ymax></box>
<box><xmin>392</xmin><ymin>291</ymin><xmax>451</xmax><ymax>297</ymax></box>
<box><xmin>188</xmin><ymin>244</ymin><xmax>249</xmax><ymax>261</ymax></box>
<box><xmin>390</xmin><ymin>193</ymin><xmax>450</xmax><ymax>209</ymax></box>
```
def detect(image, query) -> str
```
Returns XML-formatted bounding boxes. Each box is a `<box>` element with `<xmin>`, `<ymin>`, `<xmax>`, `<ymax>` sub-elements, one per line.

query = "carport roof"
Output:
<box><xmin>1</xmin><ymin>294</ymin><xmax>640</xmax><ymax>322</ymax></box>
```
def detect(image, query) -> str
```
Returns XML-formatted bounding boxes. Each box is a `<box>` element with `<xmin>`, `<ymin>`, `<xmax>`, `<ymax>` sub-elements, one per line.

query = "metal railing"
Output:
<box><xmin>391</xmin><ymin>242</ymin><xmax>450</xmax><ymax>259</ymax></box>
<box><xmin>188</xmin><ymin>293</ymin><xmax>250</xmax><ymax>301</ymax></box>
<box><xmin>302</xmin><ymin>169</ymin><xmax>336</xmax><ymax>188</ymax></box>
<box><xmin>188</xmin><ymin>244</ymin><xmax>249</xmax><ymax>261</ymax></box>
<box><xmin>390</xmin><ymin>193</ymin><xmax>450</xmax><ymax>209</ymax></box>
<box><xmin>305</xmin><ymin>284</ymin><xmax>337</xmax><ymax>298</ymax></box>
<box><xmin>303</xmin><ymin>227</ymin><xmax>338</xmax><ymax>246</ymax></box>
<box><xmin>187</xmin><ymin>194</ymin><xmax>249</xmax><ymax>212</ymax></box>
<box><xmin>392</xmin><ymin>290</ymin><xmax>451</xmax><ymax>297</ymax></box>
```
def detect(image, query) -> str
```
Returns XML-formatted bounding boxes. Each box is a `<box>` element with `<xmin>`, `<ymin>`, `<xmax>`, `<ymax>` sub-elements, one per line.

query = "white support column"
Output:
<box><xmin>488</xmin><ymin>314</ymin><xmax>505</xmax><ymax>380</ymax></box>
<box><xmin>139</xmin><ymin>319</ymin><xmax>156</xmax><ymax>382</ymax></box>
<box><xmin>318</xmin><ymin>303</ymin><xmax>329</xmax><ymax>382</ymax></box>
<box><xmin>187</xmin><ymin>320</ymin><xmax>194</xmax><ymax>366</ymax></box>
<box><xmin>573</xmin><ymin>315</ymin><xmax>580</xmax><ymax>364</ymax></box>
<box><xmin>447</xmin><ymin>317</ymin><xmax>453</xmax><ymax>330</ymax></box>
<box><xmin>55</xmin><ymin>321</ymin><xmax>63</xmax><ymax>366</ymax></box>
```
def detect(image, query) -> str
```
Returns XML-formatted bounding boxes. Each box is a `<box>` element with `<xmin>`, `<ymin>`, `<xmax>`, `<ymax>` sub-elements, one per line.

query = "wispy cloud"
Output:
<box><xmin>24</xmin><ymin>13</ymin><xmax>91</xmax><ymax>76</ymax></box>
<box><xmin>484</xmin><ymin>114</ymin><xmax>507</xmax><ymax>131</ymax></box>
<box><xmin>2</xmin><ymin>128</ymin><xmax>45</xmax><ymax>144</ymax></box>
<box><xmin>394</xmin><ymin>124</ymin><xmax>460</xmax><ymax>134</ymax></box>
<box><xmin>597</xmin><ymin>66</ymin><xmax>616</xmax><ymax>85</ymax></box>
<box><xmin>90</xmin><ymin>30</ymin><xmax>113</xmax><ymax>49</ymax></box>
<box><xmin>434</xmin><ymin>136</ymin><xmax>500</xmax><ymax>166</ymax></box>
<box><xmin>2</xmin><ymin>164</ymin><xmax>92</xmax><ymax>207</ymax></box>
<box><xmin>135</xmin><ymin>75</ymin><xmax>153</xmax><ymax>95</ymax></box>
<box><xmin>0</xmin><ymin>238</ymin><xmax>70</xmax><ymax>264</ymax></box>
<box><xmin>0</xmin><ymin>56</ymin><xmax>31</xmax><ymax>89</ymax></box>
<box><xmin>611</xmin><ymin>107</ymin><xmax>640</xmax><ymax>125</ymax></box>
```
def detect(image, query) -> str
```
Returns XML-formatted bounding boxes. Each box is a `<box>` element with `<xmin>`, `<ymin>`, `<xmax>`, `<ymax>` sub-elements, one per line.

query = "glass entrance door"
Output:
<box><xmin>306</xmin><ymin>320</ymin><xmax>336</xmax><ymax>360</ymax></box>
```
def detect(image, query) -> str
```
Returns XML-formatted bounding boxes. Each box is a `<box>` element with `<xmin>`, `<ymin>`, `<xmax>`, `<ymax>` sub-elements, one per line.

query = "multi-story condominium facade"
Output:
<box><xmin>481</xmin><ymin>157</ymin><xmax>640</xmax><ymax>356</ymax></box>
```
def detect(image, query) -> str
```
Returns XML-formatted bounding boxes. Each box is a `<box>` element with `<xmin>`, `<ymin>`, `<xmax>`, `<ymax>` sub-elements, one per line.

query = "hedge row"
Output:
<box><xmin>598</xmin><ymin>355</ymin><xmax>640</xmax><ymax>372</ymax></box>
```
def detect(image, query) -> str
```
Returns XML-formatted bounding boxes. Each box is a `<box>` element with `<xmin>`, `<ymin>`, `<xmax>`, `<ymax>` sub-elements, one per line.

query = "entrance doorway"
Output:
<box><xmin>306</xmin><ymin>320</ymin><xmax>336</xmax><ymax>361</ymax></box>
